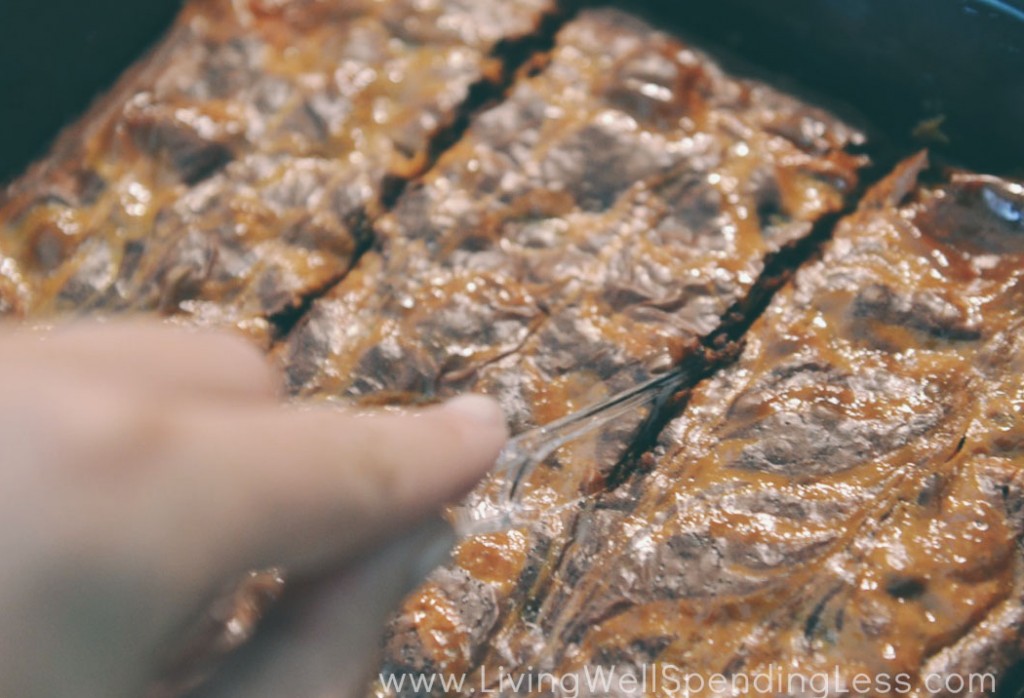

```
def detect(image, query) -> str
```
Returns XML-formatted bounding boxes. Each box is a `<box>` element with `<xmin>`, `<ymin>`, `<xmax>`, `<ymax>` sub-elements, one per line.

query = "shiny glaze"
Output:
<box><xmin>0</xmin><ymin>0</ymin><xmax>554</xmax><ymax>344</ymax></box>
<box><xmin>455</xmin><ymin>154</ymin><xmax>1024</xmax><ymax>695</ymax></box>
<box><xmin>297</xmin><ymin>9</ymin><xmax>864</xmax><ymax>685</ymax></box>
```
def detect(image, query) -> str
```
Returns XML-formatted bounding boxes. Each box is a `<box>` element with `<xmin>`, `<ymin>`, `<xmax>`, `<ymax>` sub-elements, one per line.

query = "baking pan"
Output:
<box><xmin>2</xmin><ymin>0</ymin><xmax>1023</xmax><ymax>185</ymax></box>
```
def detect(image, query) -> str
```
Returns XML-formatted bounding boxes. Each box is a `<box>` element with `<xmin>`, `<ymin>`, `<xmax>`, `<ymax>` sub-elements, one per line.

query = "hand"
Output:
<box><xmin>0</xmin><ymin>321</ymin><xmax>507</xmax><ymax>698</ymax></box>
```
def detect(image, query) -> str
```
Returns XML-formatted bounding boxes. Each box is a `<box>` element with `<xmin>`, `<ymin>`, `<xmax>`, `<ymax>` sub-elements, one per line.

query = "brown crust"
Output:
<box><xmin>0</xmin><ymin>0</ymin><xmax>559</xmax><ymax>343</ymax></box>
<box><xmin>275</xmin><ymin>8</ymin><xmax>866</xmax><ymax>682</ymax></box>
<box><xmin>445</xmin><ymin>154</ymin><xmax>1024</xmax><ymax>694</ymax></box>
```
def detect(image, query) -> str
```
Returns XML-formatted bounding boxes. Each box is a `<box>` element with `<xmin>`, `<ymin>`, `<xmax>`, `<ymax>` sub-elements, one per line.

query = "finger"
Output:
<box><xmin>157</xmin><ymin>395</ymin><xmax>507</xmax><ymax>581</ymax></box>
<box><xmin>0</xmin><ymin>321</ymin><xmax>280</xmax><ymax>402</ymax></box>
<box><xmin>177</xmin><ymin>521</ymin><xmax>457</xmax><ymax>698</ymax></box>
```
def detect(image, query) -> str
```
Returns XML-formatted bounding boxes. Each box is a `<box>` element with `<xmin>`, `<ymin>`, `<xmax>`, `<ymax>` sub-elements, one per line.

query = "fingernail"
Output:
<box><xmin>440</xmin><ymin>394</ymin><xmax>507</xmax><ymax>431</ymax></box>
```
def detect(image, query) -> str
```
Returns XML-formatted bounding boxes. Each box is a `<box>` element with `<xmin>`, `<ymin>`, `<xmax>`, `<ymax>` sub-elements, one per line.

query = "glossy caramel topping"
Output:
<box><xmin>283</xmin><ymin>5</ymin><xmax>863</xmax><ymax>441</ymax></box>
<box><xmin>0</xmin><ymin>0</ymin><xmax>555</xmax><ymax>344</ymax></box>
<box><xmin>453</xmin><ymin>154</ymin><xmax>1024</xmax><ymax>693</ymax></box>
<box><xmin>309</xmin><ymin>8</ymin><xmax>863</xmax><ymax>683</ymax></box>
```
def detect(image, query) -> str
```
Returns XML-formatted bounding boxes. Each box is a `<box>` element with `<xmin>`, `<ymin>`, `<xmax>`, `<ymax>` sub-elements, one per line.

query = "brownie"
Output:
<box><xmin>0</xmin><ymin>0</ymin><xmax>556</xmax><ymax>344</ymax></box>
<box><xmin>276</xmin><ymin>9</ymin><xmax>864</xmax><ymax>684</ymax></box>
<box><xmin>446</xmin><ymin>154</ymin><xmax>1024</xmax><ymax>695</ymax></box>
<box><xmin>283</xmin><ymin>5</ymin><xmax>864</xmax><ymax>452</ymax></box>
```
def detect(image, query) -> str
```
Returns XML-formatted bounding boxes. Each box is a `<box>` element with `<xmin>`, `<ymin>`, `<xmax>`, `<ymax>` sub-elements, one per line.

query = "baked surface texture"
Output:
<box><xmin>6</xmin><ymin>1</ymin><xmax>1024</xmax><ymax>695</ymax></box>
<box><xmin>282</xmin><ymin>5</ymin><xmax>863</xmax><ymax>463</ymax></box>
<box><xmin>275</xmin><ymin>8</ymin><xmax>866</xmax><ymax>687</ymax></box>
<box><xmin>395</xmin><ymin>154</ymin><xmax>1024</xmax><ymax>696</ymax></box>
<box><xmin>0</xmin><ymin>0</ymin><xmax>555</xmax><ymax>343</ymax></box>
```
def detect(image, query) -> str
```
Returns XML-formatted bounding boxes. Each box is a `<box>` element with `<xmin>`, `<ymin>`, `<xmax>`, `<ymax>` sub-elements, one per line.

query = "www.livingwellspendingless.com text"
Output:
<box><xmin>379</xmin><ymin>664</ymin><xmax>996</xmax><ymax>697</ymax></box>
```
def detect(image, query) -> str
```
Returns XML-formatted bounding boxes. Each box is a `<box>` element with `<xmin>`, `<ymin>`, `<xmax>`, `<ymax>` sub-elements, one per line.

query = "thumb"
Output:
<box><xmin>155</xmin><ymin>394</ymin><xmax>508</xmax><ymax>584</ymax></box>
<box><xmin>180</xmin><ymin>520</ymin><xmax>458</xmax><ymax>698</ymax></box>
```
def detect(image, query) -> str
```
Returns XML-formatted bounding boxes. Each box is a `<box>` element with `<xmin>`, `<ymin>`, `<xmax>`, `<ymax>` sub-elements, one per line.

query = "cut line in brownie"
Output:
<box><xmin>276</xmin><ymin>8</ymin><xmax>866</xmax><ymax>686</ymax></box>
<box><xmin>437</xmin><ymin>153</ymin><xmax>1024</xmax><ymax>695</ymax></box>
<box><xmin>0</xmin><ymin>0</ymin><xmax>557</xmax><ymax>345</ymax></box>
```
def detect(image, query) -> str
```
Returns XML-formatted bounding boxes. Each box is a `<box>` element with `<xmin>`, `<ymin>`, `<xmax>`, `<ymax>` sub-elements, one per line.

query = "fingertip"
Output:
<box><xmin>368</xmin><ymin>395</ymin><xmax>508</xmax><ymax>520</ymax></box>
<box><xmin>194</xmin><ymin>329</ymin><xmax>283</xmax><ymax>399</ymax></box>
<box><xmin>434</xmin><ymin>393</ymin><xmax>509</xmax><ymax>465</ymax></box>
<box><xmin>438</xmin><ymin>394</ymin><xmax>509</xmax><ymax>437</ymax></box>
<box><xmin>175</xmin><ymin>395</ymin><xmax>510</xmax><ymax>578</ymax></box>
